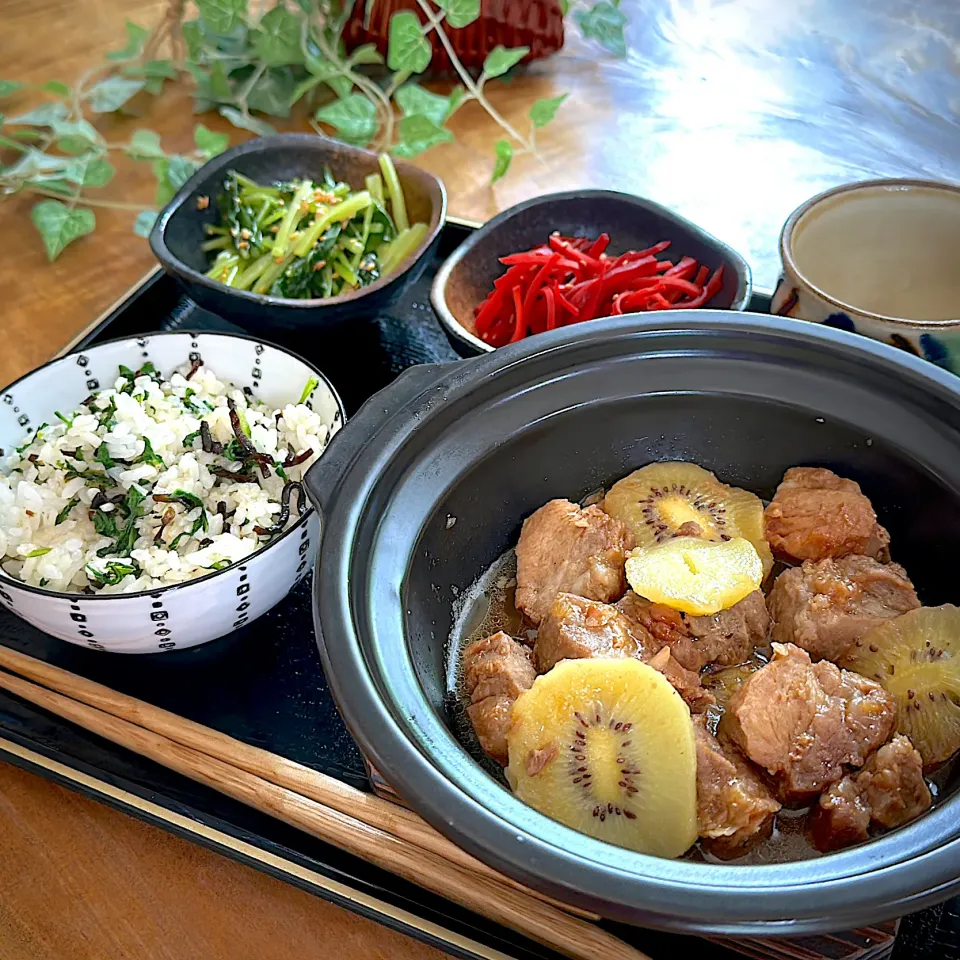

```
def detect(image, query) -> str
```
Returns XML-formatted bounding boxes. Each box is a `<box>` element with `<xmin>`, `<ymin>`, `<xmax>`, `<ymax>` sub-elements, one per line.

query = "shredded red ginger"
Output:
<box><xmin>473</xmin><ymin>232</ymin><xmax>726</xmax><ymax>347</ymax></box>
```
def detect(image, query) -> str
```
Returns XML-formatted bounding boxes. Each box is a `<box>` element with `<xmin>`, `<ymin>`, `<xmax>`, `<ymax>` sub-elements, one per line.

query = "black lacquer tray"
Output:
<box><xmin>0</xmin><ymin>218</ymin><xmax>955</xmax><ymax>960</ymax></box>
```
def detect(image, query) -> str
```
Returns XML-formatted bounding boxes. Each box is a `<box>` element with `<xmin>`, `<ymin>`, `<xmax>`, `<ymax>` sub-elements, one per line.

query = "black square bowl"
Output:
<box><xmin>149</xmin><ymin>134</ymin><xmax>447</xmax><ymax>335</ymax></box>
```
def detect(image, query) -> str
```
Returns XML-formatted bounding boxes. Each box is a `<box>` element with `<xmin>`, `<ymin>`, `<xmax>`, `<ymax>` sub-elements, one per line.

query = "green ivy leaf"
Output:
<box><xmin>303</xmin><ymin>44</ymin><xmax>335</xmax><ymax>78</ymax></box>
<box><xmin>328</xmin><ymin>74</ymin><xmax>354</xmax><ymax>100</ymax></box>
<box><xmin>8</xmin><ymin>102</ymin><xmax>69</xmax><ymax>126</ymax></box>
<box><xmin>394</xmin><ymin>83</ymin><xmax>456</xmax><ymax>126</ymax></box>
<box><xmin>30</xmin><ymin>201</ymin><xmax>95</xmax><ymax>261</ymax></box>
<box><xmin>206</xmin><ymin>62</ymin><xmax>231</xmax><ymax>100</ymax></box>
<box><xmin>167</xmin><ymin>155</ymin><xmax>197</xmax><ymax>190</ymax></box>
<box><xmin>247</xmin><ymin>69</ymin><xmax>296</xmax><ymax>117</ymax></box>
<box><xmin>194</xmin><ymin>123</ymin><xmax>229</xmax><ymax>159</ymax></box>
<box><xmin>196</xmin><ymin>0</ymin><xmax>247</xmax><ymax>35</ymax></box>
<box><xmin>447</xmin><ymin>86</ymin><xmax>467</xmax><ymax>118</ymax></box>
<box><xmin>182</xmin><ymin>20</ymin><xmax>204</xmax><ymax>60</ymax></box>
<box><xmin>349</xmin><ymin>43</ymin><xmax>383</xmax><ymax>66</ymax></box>
<box><xmin>152</xmin><ymin>158</ymin><xmax>174</xmax><ymax>205</ymax></box>
<box><xmin>0</xmin><ymin>80</ymin><xmax>23</xmax><ymax>98</ymax></box>
<box><xmin>105</xmin><ymin>20</ymin><xmax>149</xmax><ymax>61</ymax></box>
<box><xmin>152</xmin><ymin>155</ymin><xmax>198</xmax><ymax>207</ymax></box>
<box><xmin>133</xmin><ymin>211</ymin><xmax>158</xmax><ymax>237</ymax></box>
<box><xmin>315</xmin><ymin>94</ymin><xmax>378</xmax><ymax>147</ymax></box>
<box><xmin>573</xmin><ymin>2</ymin><xmax>627</xmax><ymax>57</ymax></box>
<box><xmin>72</xmin><ymin>157</ymin><xmax>115</xmax><ymax>188</ymax></box>
<box><xmin>5</xmin><ymin>152</ymin><xmax>72</xmax><ymax>185</ymax></box>
<box><xmin>387</xmin><ymin>11</ymin><xmax>431</xmax><ymax>74</ymax></box>
<box><xmin>218</xmin><ymin>105</ymin><xmax>276</xmax><ymax>137</ymax></box>
<box><xmin>491</xmin><ymin>139</ymin><xmax>513</xmax><ymax>183</ymax></box>
<box><xmin>481</xmin><ymin>45</ymin><xmax>529</xmax><ymax>79</ymax></box>
<box><xmin>393</xmin><ymin>114</ymin><xmax>453</xmax><ymax>159</ymax></box>
<box><xmin>41</xmin><ymin>80</ymin><xmax>70</xmax><ymax>96</ymax></box>
<box><xmin>128</xmin><ymin>60</ymin><xmax>178</xmax><ymax>96</ymax></box>
<box><xmin>37</xmin><ymin>179</ymin><xmax>74</xmax><ymax>197</ymax></box>
<box><xmin>50</xmin><ymin>117</ymin><xmax>102</xmax><ymax>155</ymax></box>
<box><xmin>290</xmin><ymin>74</ymin><xmax>323</xmax><ymax>106</ymax></box>
<box><xmin>529</xmin><ymin>93</ymin><xmax>568</xmax><ymax>129</ymax></box>
<box><xmin>435</xmin><ymin>0</ymin><xmax>481</xmax><ymax>28</ymax></box>
<box><xmin>85</xmin><ymin>76</ymin><xmax>145</xmax><ymax>113</ymax></box>
<box><xmin>253</xmin><ymin>7</ymin><xmax>303</xmax><ymax>66</ymax></box>
<box><xmin>127</xmin><ymin>128</ymin><xmax>165</xmax><ymax>159</ymax></box>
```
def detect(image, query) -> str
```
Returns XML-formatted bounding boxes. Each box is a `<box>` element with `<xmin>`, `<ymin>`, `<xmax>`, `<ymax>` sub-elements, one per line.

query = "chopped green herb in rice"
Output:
<box><xmin>0</xmin><ymin>364</ymin><xmax>334</xmax><ymax>594</ymax></box>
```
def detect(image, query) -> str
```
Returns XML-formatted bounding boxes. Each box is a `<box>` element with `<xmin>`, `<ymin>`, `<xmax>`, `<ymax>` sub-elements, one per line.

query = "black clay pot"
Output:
<box><xmin>304</xmin><ymin>311</ymin><xmax>960</xmax><ymax>935</ymax></box>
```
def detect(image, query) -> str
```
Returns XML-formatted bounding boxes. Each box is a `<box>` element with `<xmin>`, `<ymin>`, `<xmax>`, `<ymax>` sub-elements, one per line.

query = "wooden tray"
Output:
<box><xmin>0</xmin><ymin>216</ymin><xmax>943</xmax><ymax>960</ymax></box>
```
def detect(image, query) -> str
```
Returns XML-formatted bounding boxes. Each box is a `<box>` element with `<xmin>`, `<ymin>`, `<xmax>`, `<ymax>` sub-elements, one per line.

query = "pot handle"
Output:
<box><xmin>304</xmin><ymin>361</ymin><xmax>455</xmax><ymax>514</ymax></box>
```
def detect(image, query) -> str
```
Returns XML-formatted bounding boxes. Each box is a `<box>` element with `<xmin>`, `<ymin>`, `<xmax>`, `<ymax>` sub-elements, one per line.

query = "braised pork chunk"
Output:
<box><xmin>534</xmin><ymin>593</ymin><xmax>713</xmax><ymax>711</ymax></box>
<box><xmin>768</xmin><ymin>556</ymin><xmax>919</xmax><ymax>662</ymax></box>
<box><xmin>515</xmin><ymin>499</ymin><xmax>635</xmax><ymax>624</ymax></box>
<box><xmin>693</xmin><ymin>716</ymin><xmax>781</xmax><ymax>857</ymax></box>
<box><xmin>535</xmin><ymin>593</ymin><xmax>655</xmax><ymax>673</ymax></box>
<box><xmin>463</xmin><ymin>631</ymin><xmax>536</xmax><ymax>764</ymax></box>
<box><xmin>811</xmin><ymin>735</ymin><xmax>931</xmax><ymax>851</ymax></box>
<box><xmin>617</xmin><ymin>589</ymin><xmax>769</xmax><ymax>671</ymax></box>
<box><xmin>764</xmin><ymin>467</ymin><xmax>890</xmax><ymax>564</ymax></box>
<box><xmin>723</xmin><ymin>643</ymin><xmax>896</xmax><ymax>803</ymax></box>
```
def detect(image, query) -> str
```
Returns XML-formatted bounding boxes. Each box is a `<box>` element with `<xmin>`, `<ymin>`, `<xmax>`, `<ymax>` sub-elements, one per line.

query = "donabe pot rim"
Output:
<box><xmin>313</xmin><ymin>311</ymin><xmax>960</xmax><ymax>934</ymax></box>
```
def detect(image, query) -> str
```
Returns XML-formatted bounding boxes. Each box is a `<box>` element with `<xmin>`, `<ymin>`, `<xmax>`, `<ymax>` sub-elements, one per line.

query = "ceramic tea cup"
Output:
<box><xmin>772</xmin><ymin>179</ymin><xmax>960</xmax><ymax>373</ymax></box>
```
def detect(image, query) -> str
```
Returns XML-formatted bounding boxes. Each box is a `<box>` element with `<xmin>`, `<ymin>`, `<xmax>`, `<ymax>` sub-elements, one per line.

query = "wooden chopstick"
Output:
<box><xmin>0</xmin><ymin>660</ymin><xmax>649</xmax><ymax>960</ymax></box>
<box><xmin>0</xmin><ymin>645</ymin><xmax>597</xmax><ymax>923</ymax></box>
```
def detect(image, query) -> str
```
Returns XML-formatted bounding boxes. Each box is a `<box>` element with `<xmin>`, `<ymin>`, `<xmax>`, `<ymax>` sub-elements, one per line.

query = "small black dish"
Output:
<box><xmin>149</xmin><ymin>134</ymin><xmax>447</xmax><ymax>334</ymax></box>
<box><xmin>430</xmin><ymin>189</ymin><xmax>752</xmax><ymax>354</ymax></box>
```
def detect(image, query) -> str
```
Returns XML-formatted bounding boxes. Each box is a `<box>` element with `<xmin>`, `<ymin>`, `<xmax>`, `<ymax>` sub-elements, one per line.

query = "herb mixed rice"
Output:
<box><xmin>0</xmin><ymin>361</ymin><xmax>333</xmax><ymax>594</ymax></box>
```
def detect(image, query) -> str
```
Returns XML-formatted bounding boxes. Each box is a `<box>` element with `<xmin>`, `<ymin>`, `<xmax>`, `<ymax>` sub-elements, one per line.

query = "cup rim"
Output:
<box><xmin>779</xmin><ymin>177</ymin><xmax>960</xmax><ymax>328</ymax></box>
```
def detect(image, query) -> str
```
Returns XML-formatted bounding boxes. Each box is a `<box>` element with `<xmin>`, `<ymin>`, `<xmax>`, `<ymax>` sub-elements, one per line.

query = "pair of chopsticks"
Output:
<box><xmin>0</xmin><ymin>646</ymin><xmax>649</xmax><ymax>960</ymax></box>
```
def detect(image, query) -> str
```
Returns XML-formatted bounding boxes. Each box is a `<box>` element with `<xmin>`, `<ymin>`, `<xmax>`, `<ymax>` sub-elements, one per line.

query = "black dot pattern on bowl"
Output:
<box><xmin>233</xmin><ymin>565</ymin><xmax>250</xmax><ymax>629</ymax></box>
<box><xmin>296</xmin><ymin>525</ymin><xmax>310</xmax><ymax>580</ymax></box>
<box><xmin>70</xmin><ymin>601</ymin><xmax>104</xmax><ymax>651</ymax></box>
<box><xmin>152</xmin><ymin>599</ymin><xmax>175</xmax><ymax>651</ymax></box>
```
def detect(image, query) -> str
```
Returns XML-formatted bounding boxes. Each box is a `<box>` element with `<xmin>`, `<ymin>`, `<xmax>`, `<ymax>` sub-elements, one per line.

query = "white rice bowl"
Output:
<box><xmin>0</xmin><ymin>359</ymin><xmax>334</xmax><ymax>596</ymax></box>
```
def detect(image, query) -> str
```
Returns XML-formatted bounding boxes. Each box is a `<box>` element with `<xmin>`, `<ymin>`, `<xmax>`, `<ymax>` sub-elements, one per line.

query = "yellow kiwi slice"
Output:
<box><xmin>602</xmin><ymin>462</ymin><xmax>773</xmax><ymax>576</ymax></box>
<box><xmin>506</xmin><ymin>658</ymin><xmax>697</xmax><ymax>859</ymax></box>
<box><xmin>624</xmin><ymin>536</ymin><xmax>763</xmax><ymax>616</ymax></box>
<box><xmin>841</xmin><ymin>605</ymin><xmax>960</xmax><ymax>769</ymax></box>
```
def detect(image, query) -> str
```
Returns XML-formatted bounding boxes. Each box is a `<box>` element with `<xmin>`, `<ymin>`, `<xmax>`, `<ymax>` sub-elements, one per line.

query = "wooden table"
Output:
<box><xmin>1</xmin><ymin>1</ymin><xmax>954</xmax><ymax>957</ymax></box>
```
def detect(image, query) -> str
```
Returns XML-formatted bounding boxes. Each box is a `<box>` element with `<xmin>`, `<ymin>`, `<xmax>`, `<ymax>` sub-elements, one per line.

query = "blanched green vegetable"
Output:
<box><xmin>205</xmin><ymin>155</ymin><xmax>427</xmax><ymax>300</ymax></box>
